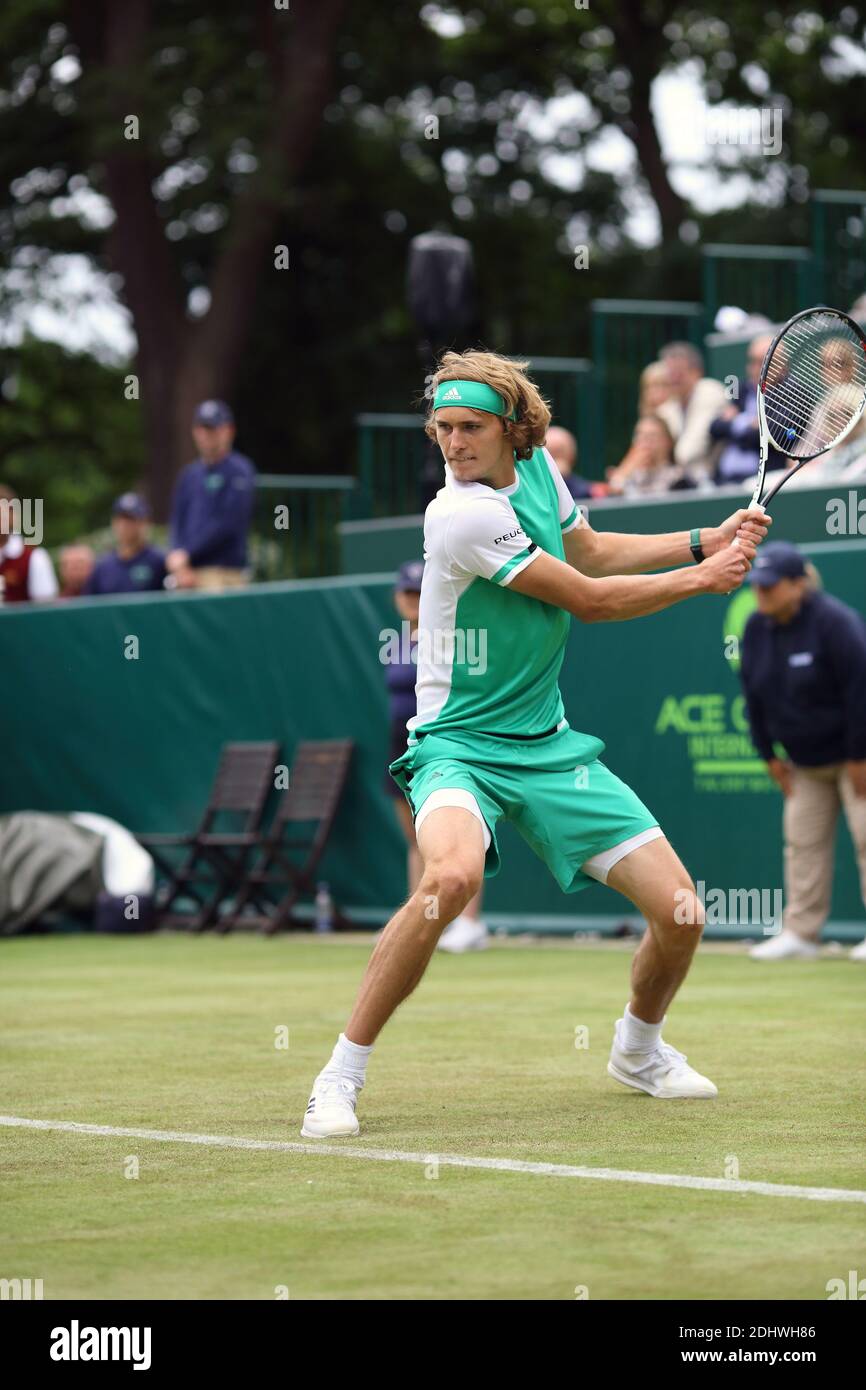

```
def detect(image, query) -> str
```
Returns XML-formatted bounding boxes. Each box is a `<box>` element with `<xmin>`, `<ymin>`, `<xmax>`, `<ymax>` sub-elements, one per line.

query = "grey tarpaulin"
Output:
<box><xmin>0</xmin><ymin>813</ymin><xmax>104</xmax><ymax>934</ymax></box>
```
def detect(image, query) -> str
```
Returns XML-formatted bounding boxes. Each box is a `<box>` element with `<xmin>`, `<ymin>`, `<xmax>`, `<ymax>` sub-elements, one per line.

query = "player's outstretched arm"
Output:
<box><xmin>509</xmin><ymin>542</ymin><xmax>753</xmax><ymax>623</ymax></box>
<box><xmin>565</xmin><ymin>507</ymin><xmax>771</xmax><ymax>577</ymax></box>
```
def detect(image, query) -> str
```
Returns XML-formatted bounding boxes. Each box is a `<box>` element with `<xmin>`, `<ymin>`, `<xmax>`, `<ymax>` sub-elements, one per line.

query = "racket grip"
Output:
<box><xmin>731</xmin><ymin>499</ymin><xmax>767</xmax><ymax>547</ymax></box>
<box><xmin>727</xmin><ymin>498</ymin><xmax>766</xmax><ymax>590</ymax></box>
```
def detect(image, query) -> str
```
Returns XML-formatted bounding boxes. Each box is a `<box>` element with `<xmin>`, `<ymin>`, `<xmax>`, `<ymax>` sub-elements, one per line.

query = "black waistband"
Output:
<box><xmin>416</xmin><ymin>722</ymin><xmax>561</xmax><ymax>743</ymax></box>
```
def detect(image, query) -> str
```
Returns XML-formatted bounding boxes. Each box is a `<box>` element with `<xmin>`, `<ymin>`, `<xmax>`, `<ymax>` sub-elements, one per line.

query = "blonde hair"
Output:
<box><xmin>638</xmin><ymin>361</ymin><xmax>671</xmax><ymax>415</ymax></box>
<box><xmin>422</xmin><ymin>349</ymin><xmax>551</xmax><ymax>461</ymax></box>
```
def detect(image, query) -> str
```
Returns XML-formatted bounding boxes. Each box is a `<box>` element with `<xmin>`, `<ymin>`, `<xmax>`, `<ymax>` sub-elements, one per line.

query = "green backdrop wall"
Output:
<box><xmin>3</xmin><ymin>537</ymin><xmax>865</xmax><ymax>935</ymax></box>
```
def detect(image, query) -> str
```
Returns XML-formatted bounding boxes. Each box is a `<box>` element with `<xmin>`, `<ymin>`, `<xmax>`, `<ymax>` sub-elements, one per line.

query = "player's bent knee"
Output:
<box><xmin>419</xmin><ymin>858</ymin><xmax>483</xmax><ymax>917</ymax></box>
<box><xmin>668</xmin><ymin>881</ymin><xmax>706</xmax><ymax>933</ymax></box>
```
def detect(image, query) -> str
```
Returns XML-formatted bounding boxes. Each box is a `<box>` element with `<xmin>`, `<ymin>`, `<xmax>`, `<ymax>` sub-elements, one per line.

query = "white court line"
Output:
<box><xmin>1</xmin><ymin>1115</ymin><xmax>864</xmax><ymax>1205</ymax></box>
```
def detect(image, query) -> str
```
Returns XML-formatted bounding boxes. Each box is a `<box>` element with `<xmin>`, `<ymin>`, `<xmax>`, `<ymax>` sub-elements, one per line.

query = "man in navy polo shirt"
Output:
<box><xmin>167</xmin><ymin>399</ymin><xmax>256</xmax><ymax>591</ymax></box>
<box><xmin>85</xmin><ymin>494</ymin><xmax>166</xmax><ymax>596</ymax></box>
<box><xmin>740</xmin><ymin>541</ymin><xmax>866</xmax><ymax>962</ymax></box>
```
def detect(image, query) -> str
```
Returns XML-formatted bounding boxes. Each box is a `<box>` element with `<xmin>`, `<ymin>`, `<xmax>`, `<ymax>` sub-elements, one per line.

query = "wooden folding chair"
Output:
<box><xmin>220</xmin><ymin>739</ymin><xmax>353</xmax><ymax>935</ymax></box>
<box><xmin>137</xmin><ymin>741</ymin><xmax>280</xmax><ymax>930</ymax></box>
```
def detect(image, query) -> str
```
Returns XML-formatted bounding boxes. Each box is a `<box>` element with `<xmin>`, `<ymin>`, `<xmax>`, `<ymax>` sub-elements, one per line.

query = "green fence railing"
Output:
<box><xmin>356</xmin><ymin>412</ymin><xmax>428</xmax><ymax>520</ymax></box>
<box><xmin>811</xmin><ymin>189</ymin><xmax>866</xmax><ymax>309</ymax></box>
<box><xmin>527</xmin><ymin>355</ymin><xmax>602</xmax><ymax>478</ymax></box>
<box><xmin>252</xmin><ymin>475</ymin><xmax>357</xmax><ymax>580</ymax></box>
<box><xmin>702</xmin><ymin>243</ymin><xmax>813</xmax><ymax>326</ymax></box>
<box><xmin>591</xmin><ymin>299</ymin><xmax>706</xmax><ymax>470</ymax></box>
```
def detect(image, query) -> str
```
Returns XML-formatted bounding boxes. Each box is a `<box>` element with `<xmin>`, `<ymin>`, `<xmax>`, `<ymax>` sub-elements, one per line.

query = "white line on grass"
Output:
<box><xmin>1</xmin><ymin>1114</ymin><xmax>864</xmax><ymax>1205</ymax></box>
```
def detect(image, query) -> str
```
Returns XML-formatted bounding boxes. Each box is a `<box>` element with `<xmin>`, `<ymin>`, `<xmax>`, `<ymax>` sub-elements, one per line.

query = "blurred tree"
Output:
<box><xmin>0</xmin><ymin>337</ymin><xmax>144</xmax><ymax>544</ymax></box>
<box><xmin>1</xmin><ymin>0</ymin><xmax>348</xmax><ymax>516</ymax></box>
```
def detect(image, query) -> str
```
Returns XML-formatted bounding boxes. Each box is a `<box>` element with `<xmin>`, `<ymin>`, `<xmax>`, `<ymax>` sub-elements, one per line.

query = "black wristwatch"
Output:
<box><xmin>689</xmin><ymin>527</ymin><xmax>706</xmax><ymax>564</ymax></box>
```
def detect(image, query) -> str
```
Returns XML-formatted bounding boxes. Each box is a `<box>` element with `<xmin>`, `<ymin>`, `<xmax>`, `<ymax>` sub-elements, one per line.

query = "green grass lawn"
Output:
<box><xmin>1</xmin><ymin>933</ymin><xmax>864</xmax><ymax>1300</ymax></box>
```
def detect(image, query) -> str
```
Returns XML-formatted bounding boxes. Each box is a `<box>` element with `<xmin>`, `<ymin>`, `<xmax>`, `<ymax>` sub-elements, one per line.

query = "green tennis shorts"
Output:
<box><xmin>389</xmin><ymin>723</ymin><xmax>660</xmax><ymax>894</ymax></box>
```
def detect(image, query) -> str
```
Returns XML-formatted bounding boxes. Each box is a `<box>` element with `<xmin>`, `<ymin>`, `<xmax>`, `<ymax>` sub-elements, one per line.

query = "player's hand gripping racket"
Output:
<box><xmin>749</xmin><ymin>305</ymin><xmax>866</xmax><ymax>512</ymax></box>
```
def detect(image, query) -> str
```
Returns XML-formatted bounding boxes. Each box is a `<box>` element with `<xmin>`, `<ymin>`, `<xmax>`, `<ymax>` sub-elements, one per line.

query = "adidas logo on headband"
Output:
<box><xmin>441</xmin><ymin>387</ymin><xmax>462</xmax><ymax>400</ymax></box>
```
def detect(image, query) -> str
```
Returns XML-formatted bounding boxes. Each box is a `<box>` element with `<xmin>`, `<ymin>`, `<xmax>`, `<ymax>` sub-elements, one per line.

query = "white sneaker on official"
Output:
<box><xmin>749</xmin><ymin>929</ymin><xmax>819</xmax><ymax>961</ymax></box>
<box><xmin>300</xmin><ymin>1073</ymin><xmax>361</xmax><ymax>1138</ymax></box>
<box><xmin>607</xmin><ymin>1024</ymin><xmax>718</xmax><ymax>1099</ymax></box>
<box><xmin>437</xmin><ymin>915</ymin><xmax>489</xmax><ymax>953</ymax></box>
<box><xmin>849</xmin><ymin>937</ymin><xmax>866</xmax><ymax>961</ymax></box>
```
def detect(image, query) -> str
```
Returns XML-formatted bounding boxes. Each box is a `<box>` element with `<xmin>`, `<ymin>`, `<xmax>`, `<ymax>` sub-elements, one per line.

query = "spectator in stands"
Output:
<box><xmin>709</xmin><ymin>333</ymin><xmax>785</xmax><ymax>486</ymax></box>
<box><xmin>638</xmin><ymin>360</ymin><xmax>673</xmax><ymax>416</ymax></box>
<box><xmin>829</xmin><ymin>409</ymin><xmax>866</xmax><ymax>481</ymax></box>
<box><xmin>607</xmin><ymin>415</ymin><xmax>683</xmax><ymax>497</ymax></box>
<box><xmin>544</xmin><ymin>425</ymin><xmax>593</xmax><ymax>499</ymax></box>
<box><xmin>85</xmin><ymin>494</ymin><xmax>167</xmax><ymax>596</ymax></box>
<box><xmin>656</xmin><ymin>342</ymin><xmax>728</xmax><ymax>484</ymax></box>
<box><xmin>784</xmin><ymin>398</ymin><xmax>866</xmax><ymax>489</ymax></box>
<box><xmin>383</xmin><ymin>559</ymin><xmax>488</xmax><ymax>953</ymax></box>
<box><xmin>740</xmin><ymin>542</ymin><xmax>866</xmax><ymax>963</ymax></box>
<box><xmin>167</xmin><ymin>400</ymin><xmax>256</xmax><ymax>592</ymax></box>
<box><xmin>806</xmin><ymin>339</ymin><xmax>861</xmax><ymax>452</ymax></box>
<box><xmin>58</xmin><ymin>544</ymin><xmax>96</xmax><ymax>598</ymax></box>
<box><xmin>849</xmin><ymin>292</ymin><xmax>866</xmax><ymax>330</ymax></box>
<box><xmin>775</xmin><ymin>339</ymin><xmax>866</xmax><ymax>489</ymax></box>
<box><xmin>0</xmin><ymin>482</ymin><xmax>58</xmax><ymax>602</ymax></box>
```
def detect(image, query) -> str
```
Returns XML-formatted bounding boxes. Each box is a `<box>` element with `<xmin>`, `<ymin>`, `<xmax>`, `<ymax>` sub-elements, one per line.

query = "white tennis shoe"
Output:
<box><xmin>437</xmin><ymin>914</ymin><xmax>489</xmax><ymax>953</ymax></box>
<box><xmin>301</xmin><ymin>1073</ymin><xmax>361</xmax><ymax>1138</ymax></box>
<box><xmin>608</xmin><ymin>1024</ymin><xmax>718</xmax><ymax>1099</ymax></box>
<box><xmin>749</xmin><ymin>929</ymin><xmax>819</xmax><ymax>961</ymax></box>
<box><xmin>849</xmin><ymin>937</ymin><xmax>866</xmax><ymax>961</ymax></box>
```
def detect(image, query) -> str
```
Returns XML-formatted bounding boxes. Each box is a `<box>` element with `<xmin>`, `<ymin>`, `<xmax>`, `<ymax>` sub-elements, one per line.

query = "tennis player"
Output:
<box><xmin>302</xmin><ymin>351</ymin><xmax>770</xmax><ymax>1137</ymax></box>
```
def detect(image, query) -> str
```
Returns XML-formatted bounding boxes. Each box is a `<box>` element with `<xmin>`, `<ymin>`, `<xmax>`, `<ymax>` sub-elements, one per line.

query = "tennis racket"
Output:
<box><xmin>750</xmin><ymin>305</ymin><xmax>866</xmax><ymax>510</ymax></box>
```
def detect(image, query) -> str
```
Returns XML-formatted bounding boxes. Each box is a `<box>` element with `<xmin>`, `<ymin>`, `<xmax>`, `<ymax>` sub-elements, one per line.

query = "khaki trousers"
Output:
<box><xmin>192</xmin><ymin>567</ymin><xmax>249</xmax><ymax>592</ymax></box>
<box><xmin>783</xmin><ymin>763</ymin><xmax>866</xmax><ymax>940</ymax></box>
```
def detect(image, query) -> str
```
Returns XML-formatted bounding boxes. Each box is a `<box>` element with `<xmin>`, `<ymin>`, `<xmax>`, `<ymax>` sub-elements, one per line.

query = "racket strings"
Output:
<box><xmin>762</xmin><ymin>311</ymin><xmax>866</xmax><ymax>457</ymax></box>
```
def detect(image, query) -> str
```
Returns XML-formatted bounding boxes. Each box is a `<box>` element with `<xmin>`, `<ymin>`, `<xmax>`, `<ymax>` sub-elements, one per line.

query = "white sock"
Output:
<box><xmin>619</xmin><ymin>1002</ymin><xmax>664</xmax><ymax>1053</ymax></box>
<box><xmin>324</xmin><ymin>1031</ymin><xmax>373</xmax><ymax>1088</ymax></box>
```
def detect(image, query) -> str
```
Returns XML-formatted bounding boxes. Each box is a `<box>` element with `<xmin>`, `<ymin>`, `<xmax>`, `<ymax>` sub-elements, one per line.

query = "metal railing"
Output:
<box><xmin>356</xmin><ymin>412</ymin><xmax>428</xmax><ymax>519</ymax></box>
<box><xmin>591</xmin><ymin>299</ymin><xmax>705</xmax><ymax>468</ymax></box>
<box><xmin>252</xmin><ymin>475</ymin><xmax>357</xmax><ymax>580</ymax></box>
<box><xmin>527</xmin><ymin>355</ymin><xmax>602</xmax><ymax>478</ymax></box>
<box><xmin>811</xmin><ymin>189</ymin><xmax>866</xmax><ymax>309</ymax></box>
<box><xmin>702</xmin><ymin>243</ymin><xmax>814</xmax><ymax>326</ymax></box>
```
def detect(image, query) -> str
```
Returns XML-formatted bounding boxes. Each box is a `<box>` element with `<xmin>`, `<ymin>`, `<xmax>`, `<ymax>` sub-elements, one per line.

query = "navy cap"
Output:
<box><xmin>749</xmin><ymin>540</ymin><xmax>806</xmax><ymax>587</ymax></box>
<box><xmin>112</xmin><ymin>492</ymin><xmax>150</xmax><ymax>519</ymax></box>
<box><xmin>193</xmin><ymin>399</ymin><xmax>234</xmax><ymax>428</ymax></box>
<box><xmin>397</xmin><ymin>559</ymin><xmax>424</xmax><ymax>592</ymax></box>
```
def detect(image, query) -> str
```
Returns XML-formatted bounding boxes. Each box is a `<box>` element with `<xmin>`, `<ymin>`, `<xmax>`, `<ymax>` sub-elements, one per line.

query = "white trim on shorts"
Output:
<box><xmin>580</xmin><ymin>826</ymin><xmax>664</xmax><ymax>884</ymax></box>
<box><xmin>413</xmin><ymin>788</ymin><xmax>492</xmax><ymax>851</ymax></box>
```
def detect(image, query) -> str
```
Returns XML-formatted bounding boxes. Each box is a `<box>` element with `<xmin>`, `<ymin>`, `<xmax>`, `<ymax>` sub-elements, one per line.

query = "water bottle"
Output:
<box><xmin>314</xmin><ymin>882</ymin><xmax>334</xmax><ymax>934</ymax></box>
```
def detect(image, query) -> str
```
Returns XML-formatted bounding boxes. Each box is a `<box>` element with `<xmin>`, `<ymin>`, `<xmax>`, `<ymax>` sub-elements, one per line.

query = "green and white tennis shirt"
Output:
<box><xmin>409</xmin><ymin>445</ymin><xmax>585</xmax><ymax>741</ymax></box>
